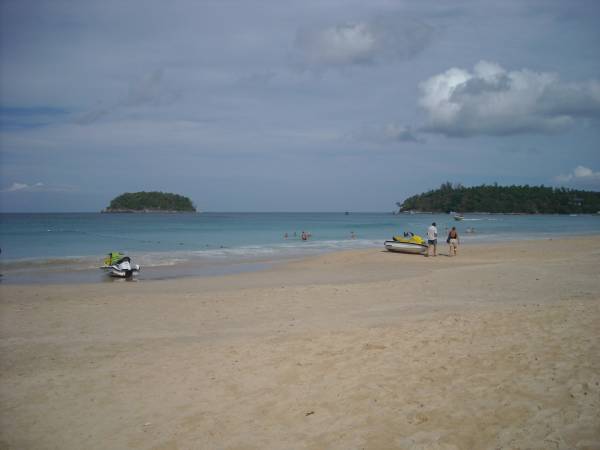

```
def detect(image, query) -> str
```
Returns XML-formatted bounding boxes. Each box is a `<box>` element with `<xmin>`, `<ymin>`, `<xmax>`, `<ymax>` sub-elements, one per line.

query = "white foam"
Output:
<box><xmin>129</xmin><ymin>239</ymin><xmax>382</xmax><ymax>267</ymax></box>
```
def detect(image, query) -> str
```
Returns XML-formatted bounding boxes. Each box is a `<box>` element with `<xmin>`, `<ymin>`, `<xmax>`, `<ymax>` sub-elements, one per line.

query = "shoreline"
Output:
<box><xmin>2</xmin><ymin>213</ymin><xmax>599</xmax><ymax>273</ymax></box>
<box><xmin>2</xmin><ymin>233</ymin><xmax>600</xmax><ymax>285</ymax></box>
<box><xmin>1</xmin><ymin>236</ymin><xmax>599</xmax><ymax>449</ymax></box>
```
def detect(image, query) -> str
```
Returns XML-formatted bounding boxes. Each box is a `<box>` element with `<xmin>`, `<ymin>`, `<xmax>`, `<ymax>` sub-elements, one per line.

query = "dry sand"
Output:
<box><xmin>1</xmin><ymin>237</ymin><xmax>599</xmax><ymax>450</ymax></box>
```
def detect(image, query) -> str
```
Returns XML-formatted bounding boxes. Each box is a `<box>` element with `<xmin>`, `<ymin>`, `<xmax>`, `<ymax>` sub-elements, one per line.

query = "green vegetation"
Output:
<box><xmin>398</xmin><ymin>183</ymin><xmax>600</xmax><ymax>214</ymax></box>
<box><xmin>104</xmin><ymin>191</ymin><xmax>196</xmax><ymax>212</ymax></box>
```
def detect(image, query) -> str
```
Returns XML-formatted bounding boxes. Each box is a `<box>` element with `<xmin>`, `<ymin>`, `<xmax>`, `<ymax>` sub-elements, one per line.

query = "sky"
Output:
<box><xmin>1</xmin><ymin>0</ymin><xmax>599</xmax><ymax>212</ymax></box>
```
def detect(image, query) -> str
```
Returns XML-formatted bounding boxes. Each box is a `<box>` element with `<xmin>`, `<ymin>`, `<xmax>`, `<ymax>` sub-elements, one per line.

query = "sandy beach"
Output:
<box><xmin>1</xmin><ymin>237</ymin><xmax>599</xmax><ymax>450</ymax></box>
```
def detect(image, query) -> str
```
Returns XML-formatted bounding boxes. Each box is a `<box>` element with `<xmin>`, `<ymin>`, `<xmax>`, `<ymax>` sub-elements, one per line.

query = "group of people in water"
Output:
<box><xmin>283</xmin><ymin>231</ymin><xmax>313</xmax><ymax>241</ymax></box>
<box><xmin>284</xmin><ymin>230</ymin><xmax>357</xmax><ymax>241</ymax></box>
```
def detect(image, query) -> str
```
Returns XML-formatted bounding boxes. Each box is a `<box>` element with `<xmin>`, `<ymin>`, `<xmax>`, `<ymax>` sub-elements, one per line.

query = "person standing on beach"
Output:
<box><xmin>426</xmin><ymin>222</ymin><xmax>438</xmax><ymax>257</ymax></box>
<box><xmin>447</xmin><ymin>226</ymin><xmax>459</xmax><ymax>256</ymax></box>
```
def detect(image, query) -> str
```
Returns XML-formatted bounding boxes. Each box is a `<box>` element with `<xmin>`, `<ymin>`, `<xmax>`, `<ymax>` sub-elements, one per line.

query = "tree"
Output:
<box><xmin>105</xmin><ymin>191</ymin><xmax>196</xmax><ymax>212</ymax></box>
<box><xmin>396</xmin><ymin>185</ymin><xmax>600</xmax><ymax>214</ymax></box>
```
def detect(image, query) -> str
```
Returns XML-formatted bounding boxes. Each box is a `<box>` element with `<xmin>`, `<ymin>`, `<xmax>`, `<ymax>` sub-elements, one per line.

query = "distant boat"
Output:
<box><xmin>453</xmin><ymin>214</ymin><xmax>464</xmax><ymax>221</ymax></box>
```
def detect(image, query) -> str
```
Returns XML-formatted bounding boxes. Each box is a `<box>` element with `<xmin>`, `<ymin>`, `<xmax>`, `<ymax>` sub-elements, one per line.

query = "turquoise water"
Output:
<box><xmin>1</xmin><ymin>212</ymin><xmax>599</xmax><ymax>282</ymax></box>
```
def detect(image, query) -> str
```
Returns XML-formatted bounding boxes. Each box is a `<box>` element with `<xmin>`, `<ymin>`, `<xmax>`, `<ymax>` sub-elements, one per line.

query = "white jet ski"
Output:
<box><xmin>101</xmin><ymin>252</ymin><xmax>141</xmax><ymax>278</ymax></box>
<box><xmin>384</xmin><ymin>232</ymin><xmax>428</xmax><ymax>254</ymax></box>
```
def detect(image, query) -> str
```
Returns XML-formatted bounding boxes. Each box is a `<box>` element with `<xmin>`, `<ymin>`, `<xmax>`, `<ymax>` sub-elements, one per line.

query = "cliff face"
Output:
<box><xmin>103</xmin><ymin>191</ymin><xmax>196</xmax><ymax>213</ymax></box>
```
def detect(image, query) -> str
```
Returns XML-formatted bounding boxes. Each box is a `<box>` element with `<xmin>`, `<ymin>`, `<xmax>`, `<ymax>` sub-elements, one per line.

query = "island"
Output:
<box><xmin>102</xmin><ymin>191</ymin><xmax>197</xmax><ymax>213</ymax></box>
<box><xmin>397</xmin><ymin>183</ymin><xmax>600</xmax><ymax>214</ymax></box>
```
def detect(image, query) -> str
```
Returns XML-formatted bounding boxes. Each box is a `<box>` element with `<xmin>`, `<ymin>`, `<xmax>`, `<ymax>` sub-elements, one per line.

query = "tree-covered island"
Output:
<box><xmin>103</xmin><ymin>191</ymin><xmax>197</xmax><ymax>213</ymax></box>
<box><xmin>398</xmin><ymin>183</ymin><xmax>600</xmax><ymax>214</ymax></box>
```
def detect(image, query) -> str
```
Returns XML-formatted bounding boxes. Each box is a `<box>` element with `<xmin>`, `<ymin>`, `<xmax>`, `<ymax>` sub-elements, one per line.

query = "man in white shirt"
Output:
<box><xmin>426</xmin><ymin>222</ymin><xmax>438</xmax><ymax>257</ymax></box>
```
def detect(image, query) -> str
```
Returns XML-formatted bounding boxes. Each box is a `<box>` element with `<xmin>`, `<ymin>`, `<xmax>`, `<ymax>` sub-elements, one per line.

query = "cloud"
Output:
<box><xmin>296</xmin><ymin>22</ymin><xmax>377</xmax><ymax>67</ymax></box>
<box><xmin>294</xmin><ymin>16</ymin><xmax>433</xmax><ymax>68</ymax></box>
<box><xmin>76</xmin><ymin>69</ymin><xmax>179</xmax><ymax>124</ymax></box>
<box><xmin>124</xmin><ymin>69</ymin><xmax>178</xmax><ymax>107</ymax></box>
<box><xmin>2</xmin><ymin>182</ymin><xmax>44</xmax><ymax>192</ymax></box>
<box><xmin>382</xmin><ymin>124</ymin><xmax>422</xmax><ymax>143</ymax></box>
<box><xmin>419</xmin><ymin>61</ymin><xmax>600</xmax><ymax>137</ymax></box>
<box><xmin>1</xmin><ymin>182</ymin><xmax>76</xmax><ymax>193</ymax></box>
<box><xmin>555</xmin><ymin>166</ymin><xmax>600</xmax><ymax>186</ymax></box>
<box><xmin>354</xmin><ymin>123</ymin><xmax>423</xmax><ymax>144</ymax></box>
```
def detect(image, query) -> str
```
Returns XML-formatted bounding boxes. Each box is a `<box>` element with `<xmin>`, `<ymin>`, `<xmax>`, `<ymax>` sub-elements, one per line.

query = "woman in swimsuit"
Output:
<box><xmin>447</xmin><ymin>226</ymin><xmax>459</xmax><ymax>256</ymax></box>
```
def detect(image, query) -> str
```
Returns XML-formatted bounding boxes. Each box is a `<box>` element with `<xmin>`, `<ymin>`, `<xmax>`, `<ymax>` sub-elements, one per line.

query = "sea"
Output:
<box><xmin>1</xmin><ymin>212</ymin><xmax>599</xmax><ymax>284</ymax></box>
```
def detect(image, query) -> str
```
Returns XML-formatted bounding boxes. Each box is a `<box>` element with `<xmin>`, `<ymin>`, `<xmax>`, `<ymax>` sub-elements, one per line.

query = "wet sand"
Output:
<box><xmin>1</xmin><ymin>237</ymin><xmax>599</xmax><ymax>449</ymax></box>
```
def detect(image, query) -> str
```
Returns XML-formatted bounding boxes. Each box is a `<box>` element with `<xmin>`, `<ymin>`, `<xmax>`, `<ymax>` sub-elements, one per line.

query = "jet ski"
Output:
<box><xmin>101</xmin><ymin>251</ymin><xmax>141</xmax><ymax>278</ymax></box>
<box><xmin>384</xmin><ymin>232</ymin><xmax>428</xmax><ymax>254</ymax></box>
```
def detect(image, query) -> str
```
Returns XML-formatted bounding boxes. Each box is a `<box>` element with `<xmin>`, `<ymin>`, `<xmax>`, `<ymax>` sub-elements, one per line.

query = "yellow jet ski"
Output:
<box><xmin>101</xmin><ymin>251</ymin><xmax>141</xmax><ymax>278</ymax></box>
<box><xmin>384</xmin><ymin>232</ymin><xmax>428</xmax><ymax>254</ymax></box>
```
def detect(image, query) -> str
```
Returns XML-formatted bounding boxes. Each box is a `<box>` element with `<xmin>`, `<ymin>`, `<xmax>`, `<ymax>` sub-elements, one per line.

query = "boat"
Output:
<box><xmin>384</xmin><ymin>233</ymin><xmax>428</xmax><ymax>254</ymax></box>
<box><xmin>101</xmin><ymin>251</ymin><xmax>141</xmax><ymax>278</ymax></box>
<box><xmin>453</xmin><ymin>214</ymin><xmax>464</xmax><ymax>221</ymax></box>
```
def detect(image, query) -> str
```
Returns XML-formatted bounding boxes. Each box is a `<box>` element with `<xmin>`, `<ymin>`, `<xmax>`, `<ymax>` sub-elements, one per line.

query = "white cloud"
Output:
<box><xmin>555</xmin><ymin>166</ymin><xmax>600</xmax><ymax>184</ymax></box>
<box><xmin>382</xmin><ymin>124</ymin><xmax>421</xmax><ymax>143</ymax></box>
<box><xmin>1</xmin><ymin>182</ymin><xmax>76</xmax><ymax>193</ymax></box>
<box><xmin>419</xmin><ymin>61</ymin><xmax>600</xmax><ymax>137</ymax></box>
<box><xmin>297</xmin><ymin>22</ymin><xmax>376</xmax><ymax>66</ymax></box>
<box><xmin>294</xmin><ymin>16</ymin><xmax>433</xmax><ymax>68</ymax></box>
<box><xmin>3</xmin><ymin>182</ymin><xmax>44</xmax><ymax>192</ymax></box>
<box><xmin>354</xmin><ymin>123</ymin><xmax>422</xmax><ymax>144</ymax></box>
